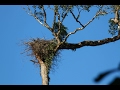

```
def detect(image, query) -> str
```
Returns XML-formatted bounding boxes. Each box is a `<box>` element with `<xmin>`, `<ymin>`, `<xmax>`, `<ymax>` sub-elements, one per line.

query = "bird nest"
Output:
<box><xmin>24</xmin><ymin>38</ymin><xmax>61</xmax><ymax>73</ymax></box>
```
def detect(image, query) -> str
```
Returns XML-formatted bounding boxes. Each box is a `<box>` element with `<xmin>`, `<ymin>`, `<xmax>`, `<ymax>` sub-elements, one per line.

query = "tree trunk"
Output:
<box><xmin>40</xmin><ymin>62</ymin><xmax>49</xmax><ymax>85</ymax></box>
<box><xmin>35</xmin><ymin>54</ymin><xmax>49</xmax><ymax>85</ymax></box>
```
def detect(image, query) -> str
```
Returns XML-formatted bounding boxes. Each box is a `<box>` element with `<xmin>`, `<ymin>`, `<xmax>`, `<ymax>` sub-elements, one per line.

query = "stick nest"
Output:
<box><xmin>24</xmin><ymin>38</ymin><xmax>61</xmax><ymax>73</ymax></box>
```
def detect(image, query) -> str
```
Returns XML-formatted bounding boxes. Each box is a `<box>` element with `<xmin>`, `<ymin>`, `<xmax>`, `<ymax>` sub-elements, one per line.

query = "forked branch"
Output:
<box><xmin>62</xmin><ymin>9</ymin><xmax>102</xmax><ymax>43</ymax></box>
<box><xmin>41</xmin><ymin>5</ymin><xmax>47</xmax><ymax>24</ymax></box>
<box><xmin>70</xmin><ymin>10</ymin><xmax>84</xmax><ymax>27</ymax></box>
<box><xmin>22</xmin><ymin>5</ymin><xmax>53</xmax><ymax>33</ymax></box>
<box><xmin>61</xmin><ymin>6</ymin><xmax>73</xmax><ymax>23</ymax></box>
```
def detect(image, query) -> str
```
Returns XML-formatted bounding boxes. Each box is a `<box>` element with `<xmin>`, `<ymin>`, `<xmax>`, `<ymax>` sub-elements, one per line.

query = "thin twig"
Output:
<box><xmin>70</xmin><ymin>10</ymin><xmax>84</xmax><ymax>27</ymax></box>
<box><xmin>42</xmin><ymin>5</ymin><xmax>47</xmax><ymax>24</ymax></box>
<box><xmin>52</xmin><ymin>9</ymin><xmax>56</xmax><ymax>31</ymax></box>
<box><xmin>61</xmin><ymin>6</ymin><xmax>72</xmax><ymax>23</ymax></box>
<box><xmin>57</xmin><ymin>12</ymin><xmax>61</xmax><ymax>37</ymax></box>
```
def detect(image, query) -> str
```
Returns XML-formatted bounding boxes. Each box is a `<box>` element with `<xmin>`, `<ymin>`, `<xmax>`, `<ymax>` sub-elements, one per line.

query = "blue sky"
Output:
<box><xmin>0</xmin><ymin>5</ymin><xmax>120</xmax><ymax>85</ymax></box>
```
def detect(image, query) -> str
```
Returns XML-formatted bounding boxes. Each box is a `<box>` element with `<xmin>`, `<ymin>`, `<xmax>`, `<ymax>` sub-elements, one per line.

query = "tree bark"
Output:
<box><xmin>40</xmin><ymin>62</ymin><xmax>49</xmax><ymax>85</ymax></box>
<box><xmin>59</xmin><ymin>35</ymin><xmax>120</xmax><ymax>50</ymax></box>
<box><xmin>35</xmin><ymin>54</ymin><xmax>49</xmax><ymax>85</ymax></box>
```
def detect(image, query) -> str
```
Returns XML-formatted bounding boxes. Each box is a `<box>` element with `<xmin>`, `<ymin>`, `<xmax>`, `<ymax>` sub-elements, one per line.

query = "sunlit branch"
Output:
<box><xmin>84</xmin><ymin>6</ymin><xmax>104</xmax><ymax>28</ymax></box>
<box><xmin>83</xmin><ymin>11</ymin><xmax>101</xmax><ymax>28</ymax></box>
<box><xmin>62</xmin><ymin>28</ymin><xmax>83</xmax><ymax>43</ymax></box>
<box><xmin>62</xmin><ymin>8</ymin><xmax>103</xmax><ymax>43</ymax></box>
<box><xmin>23</xmin><ymin>5</ymin><xmax>53</xmax><ymax>33</ymax></box>
<box><xmin>34</xmin><ymin>14</ymin><xmax>52</xmax><ymax>31</ymax></box>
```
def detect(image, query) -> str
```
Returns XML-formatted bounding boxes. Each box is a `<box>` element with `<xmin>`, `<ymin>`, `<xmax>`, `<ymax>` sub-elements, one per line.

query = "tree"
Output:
<box><xmin>22</xmin><ymin>5</ymin><xmax>120</xmax><ymax>85</ymax></box>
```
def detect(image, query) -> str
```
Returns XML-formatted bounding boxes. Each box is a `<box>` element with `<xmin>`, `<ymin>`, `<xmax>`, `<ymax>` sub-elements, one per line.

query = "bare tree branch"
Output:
<box><xmin>41</xmin><ymin>5</ymin><xmax>47</xmax><ymax>24</ymax></box>
<box><xmin>83</xmin><ymin>11</ymin><xmax>101</xmax><ymax>27</ymax></box>
<box><xmin>61</xmin><ymin>12</ymin><xmax>68</xmax><ymax>23</ymax></box>
<box><xmin>83</xmin><ymin>5</ymin><xmax>104</xmax><ymax>27</ymax></box>
<box><xmin>76</xmin><ymin>6</ymin><xmax>81</xmax><ymax>20</ymax></box>
<box><xmin>61</xmin><ymin>7</ymin><xmax>72</xmax><ymax>23</ymax></box>
<box><xmin>59</xmin><ymin>35</ymin><xmax>120</xmax><ymax>50</ymax></box>
<box><xmin>62</xmin><ymin>7</ymin><xmax>103</xmax><ymax>43</ymax></box>
<box><xmin>70</xmin><ymin>10</ymin><xmax>84</xmax><ymax>27</ymax></box>
<box><xmin>51</xmin><ymin>5</ymin><xmax>61</xmax><ymax>44</ymax></box>
<box><xmin>52</xmin><ymin>9</ymin><xmax>56</xmax><ymax>31</ymax></box>
<box><xmin>23</xmin><ymin>5</ymin><xmax>53</xmax><ymax>33</ymax></box>
<box><xmin>57</xmin><ymin>11</ymin><xmax>61</xmax><ymax>37</ymax></box>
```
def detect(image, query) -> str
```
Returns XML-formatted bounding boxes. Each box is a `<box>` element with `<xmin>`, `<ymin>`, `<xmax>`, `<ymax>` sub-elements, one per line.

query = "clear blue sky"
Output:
<box><xmin>0</xmin><ymin>5</ymin><xmax>120</xmax><ymax>85</ymax></box>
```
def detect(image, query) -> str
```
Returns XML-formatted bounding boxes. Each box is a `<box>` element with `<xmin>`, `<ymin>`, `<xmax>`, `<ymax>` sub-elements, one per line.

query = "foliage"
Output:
<box><xmin>108</xmin><ymin>19</ymin><xmax>118</xmax><ymax>36</ymax></box>
<box><xmin>53</xmin><ymin>22</ymin><xmax>68</xmax><ymax>42</ymax></box>
<box><xmin>108</xmin><ymin>5</ymin><xmax>120</xmax><ymax>36</ymax></box>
